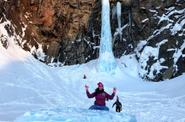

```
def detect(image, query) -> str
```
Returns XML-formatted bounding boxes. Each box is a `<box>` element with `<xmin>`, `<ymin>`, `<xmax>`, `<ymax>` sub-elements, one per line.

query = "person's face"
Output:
<box><xmin>98</xmin><ymin>85</ymin><xmax>103</xmax><ymax>90</ymax></box>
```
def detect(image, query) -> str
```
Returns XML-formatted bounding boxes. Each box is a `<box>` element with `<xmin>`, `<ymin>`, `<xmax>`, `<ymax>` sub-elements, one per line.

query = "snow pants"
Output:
<box><xmin>89</xmin><ymin>105</ymin><xmax>109</xmax><ymax>111</ymax></box>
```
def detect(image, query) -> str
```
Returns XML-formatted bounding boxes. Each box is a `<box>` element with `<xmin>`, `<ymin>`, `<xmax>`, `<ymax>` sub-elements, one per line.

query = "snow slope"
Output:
<box><xmin>1</xmin><ymin>16</ymin><xmax>185</xmax><ymax>122</ymax></box>
<box><xmin>1</xmin><ymin>37</ymin><xmax>185</xmax><ymax>122</ymax></box>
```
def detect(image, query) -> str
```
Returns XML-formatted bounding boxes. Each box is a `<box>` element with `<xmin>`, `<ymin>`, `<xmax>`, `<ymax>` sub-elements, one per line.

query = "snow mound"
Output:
<box><xmin>15</xmin><ymin>107</ymin><xmax>136</xmax><ymax>122</ymax></box>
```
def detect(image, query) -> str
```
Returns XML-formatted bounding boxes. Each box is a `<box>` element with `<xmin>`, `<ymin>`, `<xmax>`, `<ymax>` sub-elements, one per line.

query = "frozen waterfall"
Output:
<box><xmin>97</xmin><ymin>0</ymin><xmax>117</xmax><ymax>73</ymax></box>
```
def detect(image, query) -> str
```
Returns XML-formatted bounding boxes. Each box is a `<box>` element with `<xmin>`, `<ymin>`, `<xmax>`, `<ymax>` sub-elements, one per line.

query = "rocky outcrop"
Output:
<box><xmin>107</xmin><ymin>0</ymin><xmax>184</xmax><ymax>81</ymax></box>
<box><xmin>0</xmin><ymin>0</ymin><xmax>98</xmax><ymax>64</ymax></box>
<box><xmin>135</xmin><ymin>1</ymin><xmax>185</xmax><ymax>81</ymax></box>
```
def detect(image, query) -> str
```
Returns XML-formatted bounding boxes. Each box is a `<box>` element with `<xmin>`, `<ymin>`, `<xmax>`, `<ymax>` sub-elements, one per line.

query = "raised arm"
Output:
<box><xmin>86</xmin><ymin>90</ymin><xmax>96</xmax><ymax>98</ymax></box>
<box><xmin>85</xmin><ymin>85</ymin><xmax>95</xmax><ymax>98</ymax></box>
<box><xmin>105</xmin><ymin>92</ymin><xmax>115</xmax><ymax>100</ymax></box>
<box><xmin>105</xmin><ymin>87</ymin><xmax>116</xmax><ymax>100</ymax></box>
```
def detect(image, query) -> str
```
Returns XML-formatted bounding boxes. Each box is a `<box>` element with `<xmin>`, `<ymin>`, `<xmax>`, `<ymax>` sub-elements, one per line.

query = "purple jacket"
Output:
<box><xmin>86</xmin><ymin>90</ymin><xmax>115</xmax><ymax>106</ymax></box>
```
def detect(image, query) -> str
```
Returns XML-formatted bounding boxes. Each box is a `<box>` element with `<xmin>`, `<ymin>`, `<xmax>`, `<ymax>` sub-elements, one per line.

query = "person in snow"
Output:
<box><xmin>85</xmin><ymin>82</ymin><xmax>116</xmax><ymax>111</ymax></box>
<box><xmin>112</xmin><ymin>96</ymin><xmax>122</xmax><ymax>112</ymax></box>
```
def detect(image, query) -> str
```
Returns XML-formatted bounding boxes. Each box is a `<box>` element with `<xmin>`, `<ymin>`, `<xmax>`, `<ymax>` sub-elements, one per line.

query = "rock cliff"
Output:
<box><xmin>0</xmin><ymin>0</ymin><xmax>184</xmax><ymax>81</ymax></box>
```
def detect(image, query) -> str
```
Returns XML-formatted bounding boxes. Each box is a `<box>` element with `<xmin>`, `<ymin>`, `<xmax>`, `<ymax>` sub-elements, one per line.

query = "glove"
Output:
<box><xmin>113</xmin><ymin>87</ymin><xmax>116</xmax><ymax>94</ymax></box>
<box><xmin>85</xmin><ymin>85</ymin><xmax>89</xmax><ymax>90</ymax></box>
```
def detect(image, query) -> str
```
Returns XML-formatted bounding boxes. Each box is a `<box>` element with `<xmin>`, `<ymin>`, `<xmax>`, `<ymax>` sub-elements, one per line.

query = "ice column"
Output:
<box><xmin>117</xmin><ymin>1</ymin><xmax>122</xmax><ymax>39</ymax></box>
<box><xmin>97</xmin><ymin>0</ymin><xmax>117</xmax><ymax>73</ymax></box>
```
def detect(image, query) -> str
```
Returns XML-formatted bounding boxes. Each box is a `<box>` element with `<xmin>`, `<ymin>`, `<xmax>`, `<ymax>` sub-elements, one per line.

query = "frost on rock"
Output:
<box><xmin>0</xmin><ymin>35</ymin><xmax>8</xmax><ymax>49</ymax></box>
<box><xmin>173</xmin><ymin>40</ymin><xmax>185</xmax><ymax>67</ymax></box>
<box><xmin>0</xmin><ymin>14</ymin><xmax>47</xmax><ymax>62</ymax></box>
<box><xmin>139</xmin><ymin>46</ymin><xmax>160</xmax><ymax>79</ymax></box>
<box><xmin>136</xmin><ymin>5</ymin><xmax>185</xmax><ymax>81</ymax></box>
<box><xmin>171</xmin><ymin>19</ymin><xmax>185</xmax><ymax>35</ymax></box>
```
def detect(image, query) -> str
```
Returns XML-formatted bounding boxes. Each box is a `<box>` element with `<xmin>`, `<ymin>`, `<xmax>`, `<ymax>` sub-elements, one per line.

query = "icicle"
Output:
<box><xmin>128</xmin><ymin>7</ymin><xmax>134</xmax><ymax>47</ymax></box>
<box><xmin>117</xmin><ymin>2</ymin><xmax>122</xmax><ymax>40</ymax></box>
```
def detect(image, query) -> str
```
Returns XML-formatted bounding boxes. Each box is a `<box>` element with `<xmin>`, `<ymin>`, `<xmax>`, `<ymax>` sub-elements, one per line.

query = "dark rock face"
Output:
<box><xmin>0</xmin><ymin>0</ymin><xmax>98</xmax><ymax>65</ymax></box>
<box><xmin>135</xmin><ymin>1</ymin><xmax>185</xmax><ymax>81</ymax></box>
<box><xmin>0</xmin><ymin>0</ymin><xmax>185</xmax><ymax>81</ymax></box>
